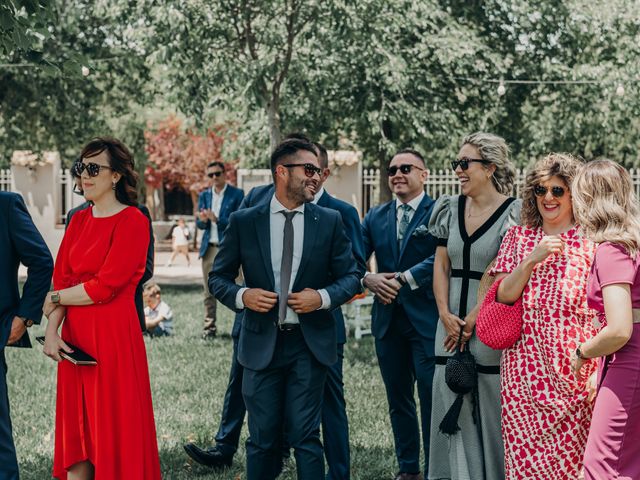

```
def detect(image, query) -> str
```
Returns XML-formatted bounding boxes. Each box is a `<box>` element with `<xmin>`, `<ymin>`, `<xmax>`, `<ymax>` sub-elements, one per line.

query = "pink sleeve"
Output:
<box><xmin>83</xmin><ymin>210</ymin><xmax>150</xmax><ymax>303</ymax></box>
<box><xmin>595</xmin><ymin>242</ymin><xmax>637</xmax><ymax>287</ymax></box>
<box><xmin>491</xmin><ymin>226</ymin><xmax>518</xmax><ymax>275</ymax></box>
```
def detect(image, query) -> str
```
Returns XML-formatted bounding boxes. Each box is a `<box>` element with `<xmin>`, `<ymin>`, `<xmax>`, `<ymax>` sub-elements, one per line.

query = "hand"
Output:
<box><xmin>7</xmin><ymin>317</ymin><xmax>26</xmax><ymax>345</ymax></box>
<box><xmin>456</xmin><ymin>311</ymin><xmax>477</xmax><ymax>352</ymax></box>
<box><xmin>586</xmin><ymin>371</ymin><xmax>598</xmax><ymax>403</ymax></box>
<box><xmin>527</xmin><ymin>235</ymin><xmax>564</xmax><ymax>265</ymax></box>
<box><xmin>570</xmin><ymin>349</ymin><xmax>588</xmax><ymax>381</ymax></box>
<box><xmin>288</xmin><ymin>288</ymin><xmax>322</xmax><ymax>314</ymax></box>
<box><xmin>198</xmin><ymin>209</ymin><xmax>215</xmax><ymax>222</ymax></box>
<box><xmin>43</xmin><ymin>292</ymin><xmax>58</xmax><ymax>318</ymax></box>
<box><xmin>42</xmin><ymin>330</ymin><xmax>73</xmax><ymax>363</ymax></box>
<box><xmin>363</xmin><ymin>273</ymin><xmax>401</xmax><ymax>304</ymax></box>
<box><xmin>242</xmin><ymin>288</ymin><xmax>278</xmax><ymax>313</ymax></box>
<box><xmin>440</xmin><ymin>311</ymin><xmax>466</xmax><ymax>353</ymax></box>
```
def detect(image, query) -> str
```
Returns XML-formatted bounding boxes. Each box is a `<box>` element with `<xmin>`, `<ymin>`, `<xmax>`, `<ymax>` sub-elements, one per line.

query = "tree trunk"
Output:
<box><xmin>267</xmin><ymin>99</ymin><xmax>281</xmax><ymax>150</ymax></box>
<box><xmin>378</xmin><ymin>149</ymin><xmax>392</xmax><ymax>203</ymax></box>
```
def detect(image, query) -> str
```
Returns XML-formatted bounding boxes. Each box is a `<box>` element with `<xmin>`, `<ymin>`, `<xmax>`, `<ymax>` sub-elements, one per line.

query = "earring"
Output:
<box><xmin>112</xmin><ymin>182</ymin><xmax>116</xmax><ymax>190</ymax></box>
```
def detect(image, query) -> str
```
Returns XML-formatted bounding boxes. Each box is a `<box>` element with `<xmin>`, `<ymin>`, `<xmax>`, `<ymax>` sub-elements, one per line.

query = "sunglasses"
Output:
<box><xmin>387</xmin><ymin>164</ymin><xmax>424</xmax><ymax>176</ymax></box>
<box><xmin>75</xmin><ymin>162</ymin><xmax>114</xmax><ymax>177</ymax></box>
<box><xmin>207</xmin><ymin>171</ymin><xmax>224</xmax><ymax>178</ymax></box>
<box><xmin>451</xmin><ymin>158</ymin><xmax>491</xmax><ymax>171</ymax></box>
<box><xmin>281</xmin><ymin>163</ymin><xmax>322</xmax><ymax>178</ymax></box>
<box><xmin>533</xmin><ymin>185</ymin><xmax>567</xmax><ymax>198</ymax></box>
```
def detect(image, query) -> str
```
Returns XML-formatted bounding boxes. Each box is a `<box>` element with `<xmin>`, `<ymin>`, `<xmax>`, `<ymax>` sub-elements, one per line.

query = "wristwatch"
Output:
<box><xmin>50</xmin><ymin>291</ymin><xmax>61</xmax><ymax>304</ymax></box>
<box><xmin>575</xmin><ymin>344</ymin><xmax>586</xmax><ymax>360</ymax></box>
<box><xmin>394</xmin><ymin>272</ymin><xmax>407</xmax><ymax>286</ymax></box>
<box><xmin>20</xmin><ymin>316</ymin><xmax>34</xmax><ymax>328</ymax></box>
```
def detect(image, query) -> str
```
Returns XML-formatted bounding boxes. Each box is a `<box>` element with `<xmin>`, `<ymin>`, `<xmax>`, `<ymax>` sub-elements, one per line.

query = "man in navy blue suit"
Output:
<box><xmin>210</xmin><ymin>138</ymin><xmax>360</xmax><ymax>480</ymax></box>
<box><xmin>361</xmin><ymin>149</ymin><xmax>439</xmax><ymax>480</ymax></box>
<box><xmin>185</xmin><ymin>139</ymin><xmax>365</xmax><ymax>480</ymax></box>
<box><xmin>196</xmin><ymin>161</ymin><xmax>244</xmax><ymax>338</ymax></box>
<box><xmin>0</xmin><ymin>192</ymin><xmax>53</xmax><ymax>479</ymax></box>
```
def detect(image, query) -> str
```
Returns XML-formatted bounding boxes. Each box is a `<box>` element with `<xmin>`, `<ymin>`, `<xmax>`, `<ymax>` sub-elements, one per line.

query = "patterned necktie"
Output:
<box><xmin>279</xmin><ymin>211</ymin><xmax>297</xmax><ymax>324</ymax></box>
<box><xmin>398</xmin><ymin>203</ymin><xmax>412</xmax><ymax>245</ymax></box>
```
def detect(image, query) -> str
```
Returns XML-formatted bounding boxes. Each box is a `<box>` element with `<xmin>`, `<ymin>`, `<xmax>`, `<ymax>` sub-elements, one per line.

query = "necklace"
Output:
<box><xmin>466</xmin><ymin>199</ymin><xmax>500</xmax><ymax>219</ymax></box>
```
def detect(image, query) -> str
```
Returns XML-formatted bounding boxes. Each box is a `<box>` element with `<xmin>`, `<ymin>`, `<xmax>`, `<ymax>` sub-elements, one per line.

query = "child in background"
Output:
<box><xmin>167</xmin><ymin>218</ymin><xmax>191</xmax><ymax>267</ymax></box>
<box><xmin>143</xmin><ymin>282</ymin><xmax>174</xmax><ymax>337</ymax></box>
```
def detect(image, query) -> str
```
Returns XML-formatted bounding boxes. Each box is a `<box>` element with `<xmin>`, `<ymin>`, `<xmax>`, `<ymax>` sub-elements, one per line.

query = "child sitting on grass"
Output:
<box><xmin>143</xmin><ymin>282</ymin><xmax>174</xmax><ymax>337</ymax></box>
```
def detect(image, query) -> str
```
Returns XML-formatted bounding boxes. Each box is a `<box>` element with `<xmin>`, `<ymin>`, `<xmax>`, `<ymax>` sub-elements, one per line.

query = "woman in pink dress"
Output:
<box><xmin>490</xmin><ymin>154</ymin><xmax>598</xmax><ymax>479</ymax></box>
<box><xmin>571</xmin><ymin>159</ymin><xmax>640</xmax><ymax>480</ymax></box>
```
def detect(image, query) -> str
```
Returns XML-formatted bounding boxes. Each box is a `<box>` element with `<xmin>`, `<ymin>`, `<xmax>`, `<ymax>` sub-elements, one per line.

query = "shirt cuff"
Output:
<box><xmin>235</xmin><ymin>287</ymin><xmax>248</xmax><ymax>309</ymax></box>
<box><xmin>361</xmin><ymin>271</ymin><xmax>371</xmax><ymax>289</ymax></box>
<box><xmin>404</xmin><ymin>269</ymin><xmax>419</xmax><ymax>290</ymax></box>
<box><xmin>317</xmin><ymin>289</ymin><xmax>331</xmax><ymax>310</ymax></box>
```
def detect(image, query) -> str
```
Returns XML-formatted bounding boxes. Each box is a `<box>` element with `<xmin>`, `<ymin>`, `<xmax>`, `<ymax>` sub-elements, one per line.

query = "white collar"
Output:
<box><xmin>270</xmin><ymin>194</ymin><xmax>305</xmax><ymax>215</ymax></box>
<box><xmin>312</xmin><ymin>187</ymin><xmax>325</xmax><ymax>204</ymax></box>
<box><xmin>211</xmin><ymin>184</ymin><xmax>227</xmax><ymax>196</ymax></box>
<box><xmin>396</xmin><ymin>191</ymin><xmax>425</xmax><ymax>211</ymax></box>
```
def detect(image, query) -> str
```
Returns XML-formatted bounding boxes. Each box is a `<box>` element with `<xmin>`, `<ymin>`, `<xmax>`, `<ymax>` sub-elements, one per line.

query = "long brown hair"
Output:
<box><xmin>80</xmin><ymin>137</ymin><xmax>138</xmax><ymax>206</ymax></box>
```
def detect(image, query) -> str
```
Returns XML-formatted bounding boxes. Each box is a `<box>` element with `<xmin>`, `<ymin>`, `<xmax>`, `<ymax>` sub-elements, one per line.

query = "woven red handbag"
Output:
<box><xmin>476</xmin><ymin>276</ymin><xmax>524</xmax><ymax>350</ymax></box>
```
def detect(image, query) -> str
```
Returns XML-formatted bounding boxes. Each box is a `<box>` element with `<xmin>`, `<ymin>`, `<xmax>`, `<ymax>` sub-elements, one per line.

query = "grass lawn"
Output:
<box><xmin>6</xmin><ymin>285</ymin><xmax>412</xmax><ymax>479</ymax></box>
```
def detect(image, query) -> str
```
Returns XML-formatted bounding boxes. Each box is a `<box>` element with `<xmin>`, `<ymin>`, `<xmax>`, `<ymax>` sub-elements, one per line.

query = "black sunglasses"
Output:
<box><xmin>387</xmin><ymin>164</ymin><xmax>424</xmax><ymax>176</ymax></box>
<box><xmin>533</xmin><ymin>185</ymin><xmax>567</xmax><ymax>198</ymax></box>
<box><xmin>451</xmin><ymin>158</ymin><xmax>491</xmax><ymax>171</ymax></box>
<box><xmin>76</xmin><ymin>162</ymin><xmax>114</xmax><ymax>177</ymax></box>
<box><xmin>281</xmin><ymin>163</ymin><xmax>322</xmax><ymax>178</ymax></box>
<box><xmin>208</xmin><ymin>171</ymin><xmax>224</xmax><ymax>178</ymax></box>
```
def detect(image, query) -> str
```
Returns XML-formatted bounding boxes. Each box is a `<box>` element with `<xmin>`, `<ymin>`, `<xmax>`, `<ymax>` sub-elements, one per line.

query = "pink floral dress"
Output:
<box><xmin>491</xmin><ymin>225</ymin><xmax>598</xmax><ymax>480</ymax></box>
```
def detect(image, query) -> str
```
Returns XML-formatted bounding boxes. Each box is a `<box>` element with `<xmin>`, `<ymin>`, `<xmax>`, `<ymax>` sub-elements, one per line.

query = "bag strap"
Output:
<box><xmin>455</xmin><ymin>325</ymin><xmax>466</xmax><ymax>352</ymax></box>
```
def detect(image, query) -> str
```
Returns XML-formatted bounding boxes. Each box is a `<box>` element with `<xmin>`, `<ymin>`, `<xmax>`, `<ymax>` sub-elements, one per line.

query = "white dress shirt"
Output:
<box><xmin>209</xmin><ymin>184</ymin><xmax>227</xmax><ymax>245</ymax></box>
<box><xmin>312</xmin><ymin>187</ymin><xmax>325</xmax><ymax>204</ymax></box>
<box><xmin>235</xmin><ymin>194</ymin><xmax>331</xmax><ymax>322</ymax></box>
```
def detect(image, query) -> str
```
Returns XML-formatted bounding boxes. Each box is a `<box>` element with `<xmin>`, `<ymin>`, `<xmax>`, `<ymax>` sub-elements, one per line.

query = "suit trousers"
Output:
<box><xmin>375</xmin><ymin>304</ymin><xmax>434</xmax><ymax>475</ymax></box>
<box><xmin>201</xmin><ymin>244</ymin><xmax>218</xmax><ymax>330</ymax></box>
<box><xmin>0</xmin><ymin>351</ymin><xmax>18</xmax><ymax>480</ymax></box>
<box><xmin>322</xmin><ymin>343</ymin><xmax>350</xmax><ymax>480</ymax></box>
<box><xmin>214</xmin><ymin>337</ymin><xmax>245</xmax><ymax>455</ymax></box>
<box><xmin>243</xmin><ymin>329</ymin><xmax>327</xmax><ymax>480</ymax></box>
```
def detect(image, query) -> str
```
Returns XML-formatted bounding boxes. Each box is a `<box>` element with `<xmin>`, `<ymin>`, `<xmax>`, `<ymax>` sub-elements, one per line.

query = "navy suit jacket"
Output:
<box><xmin>362</xmin><ymin>194</ymin><xmax>439</xmax><ymax>341</ymax></box>
<box><xmin>67</xmin><ymin>202</ymin><xmax>154</xmax><ymax>331</ymax></box>
<box><xmin>196</xmin><ymin>184</ymin><xmax>244</xmax><ymax>257</ymax></box>
<box><xmin>0</xmin><ymin>192</ymin><xmax>53</xmax><ymax>348</ymax></box>
<box><xmin>210</xmin><ymin>201</ymin><xmax>360</xmax><ymax>370</ymax></box>
<box><xmin>234</xmin><ymin>185</ymin><xmax>365</xmax><ymax>344</ymax></box>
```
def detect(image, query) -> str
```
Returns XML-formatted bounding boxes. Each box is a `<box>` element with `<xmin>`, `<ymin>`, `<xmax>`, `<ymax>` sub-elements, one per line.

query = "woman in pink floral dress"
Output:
<box><xmin>490</xmin><ymin>154</ymin><xmax>598</xmax><ymax>479</ymax></box>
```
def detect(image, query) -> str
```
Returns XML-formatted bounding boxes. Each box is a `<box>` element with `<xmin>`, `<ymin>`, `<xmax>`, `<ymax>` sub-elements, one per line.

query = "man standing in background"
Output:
<box><xmin>196</xmin><ymin>161</ymin><xmax>244</xmax><ymax>338</ymax></box>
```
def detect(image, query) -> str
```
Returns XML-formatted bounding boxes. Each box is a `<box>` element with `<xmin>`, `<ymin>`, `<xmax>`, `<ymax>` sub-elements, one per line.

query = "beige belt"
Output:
<box><xmin>633</xmin><ymin>309</ymin><xmax>640</xmax><ymax>324</ymax></box>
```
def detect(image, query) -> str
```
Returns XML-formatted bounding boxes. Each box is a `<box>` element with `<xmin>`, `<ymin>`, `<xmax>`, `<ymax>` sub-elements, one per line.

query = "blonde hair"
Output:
<box><xmin>461</xmin><ymin>132</ymin><xmax>516</xmax><ymax>195</ymax></box>
<box><xmin>572</xmin><ymin>159</ymin><xmax>640</xmax><ymax>256</ymax></box>
<box><xmin>521</xmin><ymin>153</ymin><xmax>583</xmax><ymax>228</ymax></box>
<box><xmin>143</xmin><ymin>282</ymin><xmax>161</xmax><ymax>296</ymax></box>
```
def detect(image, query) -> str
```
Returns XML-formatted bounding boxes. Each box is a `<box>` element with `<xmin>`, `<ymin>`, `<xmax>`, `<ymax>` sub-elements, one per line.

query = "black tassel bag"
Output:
<box><xmin>439</xmin><ymin>327</ymin><xmax>478</xmax><ymax>435</ymax></box>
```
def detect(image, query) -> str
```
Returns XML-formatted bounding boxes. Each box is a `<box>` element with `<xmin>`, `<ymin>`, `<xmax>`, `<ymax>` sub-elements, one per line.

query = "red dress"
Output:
<box><xmin>52</xmin><ymin>206</ymin><xmax>161</xmax><ymax>479</ymax></box>
<box><xmin>492</xmin><ymin>225</ymin><xmax>598</xmax><ymax>480</ymax></box>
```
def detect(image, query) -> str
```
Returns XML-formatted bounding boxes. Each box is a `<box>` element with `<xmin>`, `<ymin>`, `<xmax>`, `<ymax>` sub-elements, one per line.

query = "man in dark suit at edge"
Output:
<box><xmin>0</xmin><ymin>191</ymin><xmax>54</xmax><ymax>479</ymax></box>
<box><xmin>185</xmin><ymin>137</ymin><xmax>365</xmax><ymax>480</ymax></box>
<box><xmin>209</xmin><ymin>138</ymin><xmax>360</xmax><ymax>480</ymax></box>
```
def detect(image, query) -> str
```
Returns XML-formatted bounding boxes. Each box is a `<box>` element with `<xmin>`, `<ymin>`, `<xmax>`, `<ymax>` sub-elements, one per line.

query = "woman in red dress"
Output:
<box><xmin>42</xmin><ymin>138</ymin><xmax>161</xmax><ymax>480</ymax></box>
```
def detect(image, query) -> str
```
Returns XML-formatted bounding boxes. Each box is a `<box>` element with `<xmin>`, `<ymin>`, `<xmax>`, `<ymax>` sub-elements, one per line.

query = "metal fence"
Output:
<box><xmin>0</xmin><ymin>169</ymin><xmax>11</xmax><ymax>192</ymax></box>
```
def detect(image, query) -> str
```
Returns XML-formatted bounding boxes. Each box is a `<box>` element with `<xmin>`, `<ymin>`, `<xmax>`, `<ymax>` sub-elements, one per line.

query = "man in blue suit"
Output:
<box><xmin>0</xmin><ymin>192</ymin><xmax>53</xmax><ymax>479</ymax></box>
<box><xmin>210</xmin><ymin>138</ymin><xmax>360</xmax><ymax>480</ymax></box>
<box><xmin>361</xmin><ymin>149</ymin><xmax>439</xmax><ymax>480</ymax></box>
<box><xmin>185</xmin><ymin>140</ymin><xmax>365</xmax><ymax>480</ymax></box>
<box><xmin>196</xmin><ymin>161</ymin><xmax>244</xmax><ymax>338</ymax></box>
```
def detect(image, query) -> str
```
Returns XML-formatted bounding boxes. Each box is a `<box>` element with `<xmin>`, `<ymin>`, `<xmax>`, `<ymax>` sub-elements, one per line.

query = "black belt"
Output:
<box><xmin>450</xmin><ymin>269</ymin><xmax>484</xmax><ymax>281</ymax></box>
<box><xmin>435</xmin><ymin>355</ymin><xmax>500</xmax><ymax>374</ymax></box>
<box><xmin>278</xmin><ymin>323</ymin><xmax>300</xmax><ymax>332</ymax></box>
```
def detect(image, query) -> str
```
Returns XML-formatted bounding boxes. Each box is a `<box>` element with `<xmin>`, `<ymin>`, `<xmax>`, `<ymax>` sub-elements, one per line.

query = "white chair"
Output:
<box><xmin>342</xmin><ymin>295</ymin><xmax>374</xmax><ymax>339</ymax></box>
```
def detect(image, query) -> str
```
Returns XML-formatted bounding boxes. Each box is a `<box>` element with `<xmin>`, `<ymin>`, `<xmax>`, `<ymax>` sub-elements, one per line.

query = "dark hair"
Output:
<box><xmin>80</xmin><ymin>137</ymin><xmax>138</xmax><ymax>206</ymax></box>
<box><xmin>270</xmin><ymin>138</ymin><xmax>317</xmax><ymax>176</ymax></box>
<box><xmin>313</xmin><ymin>142</ymin><xmax>329</xmax><ymax>169</ymax></box>
<box><xmin>207</xmin><ymin>161</ymin><xmax>225</xmax><ymax>170</ymax></box>
<box><xmin>393</xmin><ymin>148</ymin><xmax>425</xmax><ymax>166</ymax></box>
<box><xmin>284</xmin><ymin>132</ymin><xmax>312</xmax><ymax>142</ymax></box>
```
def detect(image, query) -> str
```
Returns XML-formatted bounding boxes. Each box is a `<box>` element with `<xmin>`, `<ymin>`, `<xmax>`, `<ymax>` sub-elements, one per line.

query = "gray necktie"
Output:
<box><xmin>398</xmin><ymin>203</ymin><xmax>412</xmax><ymax>244</ymax></box>
<box><xmin>279</xmin><ymin>210</ymin><xmax>297</xmax><ymax>324</ymax></box>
